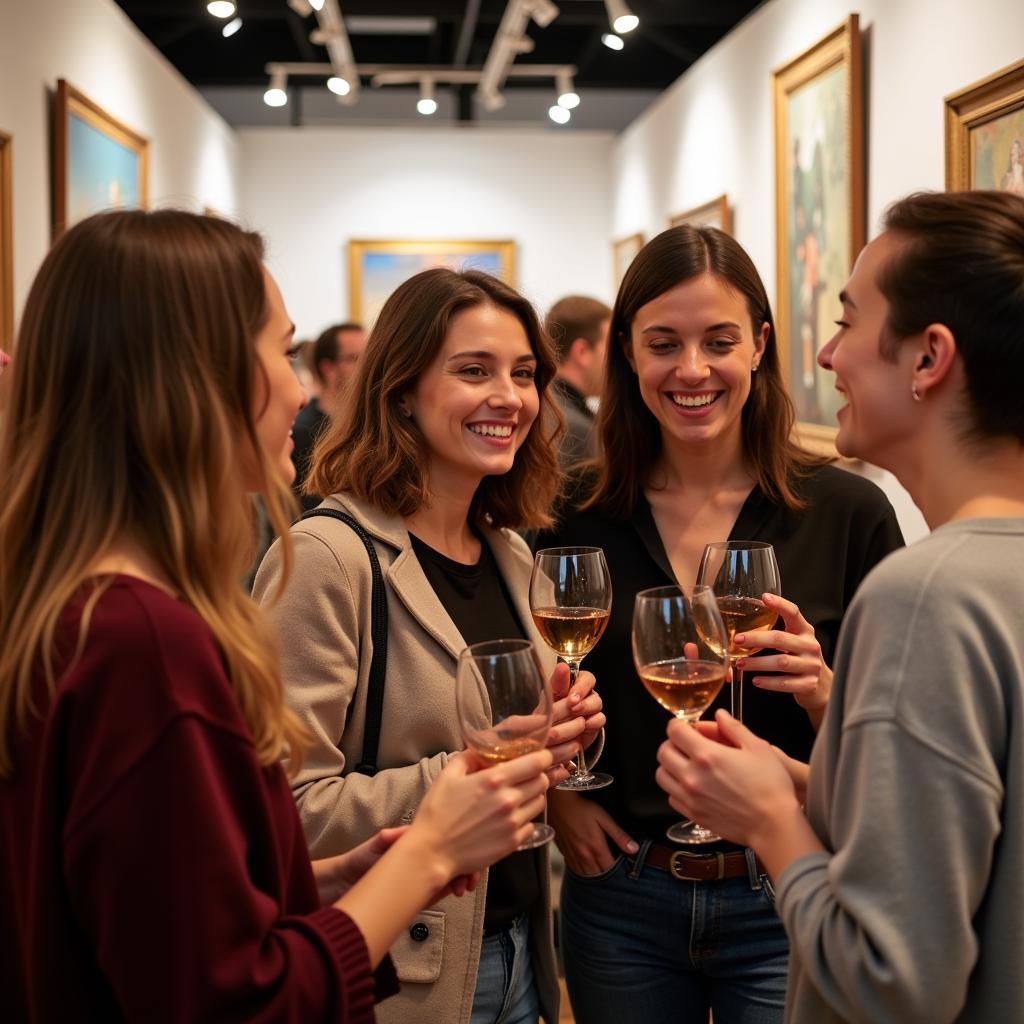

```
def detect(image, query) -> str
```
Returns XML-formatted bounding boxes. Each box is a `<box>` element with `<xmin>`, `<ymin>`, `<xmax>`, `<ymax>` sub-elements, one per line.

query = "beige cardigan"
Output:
<box><xmin>253</xmin><ymin>493</ymin><xmax>560</xmax><ymax>1024</ymax></box>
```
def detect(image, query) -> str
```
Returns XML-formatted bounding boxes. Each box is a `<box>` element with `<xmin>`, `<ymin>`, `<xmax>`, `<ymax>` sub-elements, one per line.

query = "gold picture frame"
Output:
<box><xmin>0</xmin><ymin>131</ymin><xmax>12</xmax><ymax>350</ymax></box>
<box><xmin>945</xmin><ymin>57</ymin><xmax>1024</xmax><ymax>192</ymax></box>
<box><xmin>612</xmin><ymin>232</ymin><xmax>644</xmax><ymax>290</ymax></box>
<box><xmin>773</xmin><ymin>15</ymin><xmax>863</xmax><ymax>455</ymax></box>
<box><xmin>347</xmin><ymin>239</ymin><xmax>516</xmax><ymax>326</ymax></box>
<box><xmin>53</xmin><ymin>79</ymin><xmax>149</xmax><ymax>238</ymax></box>
<box><xmin>668</xmin><ymin>194</ymin><xmax>732</xmax><ymax>234</ymax></box>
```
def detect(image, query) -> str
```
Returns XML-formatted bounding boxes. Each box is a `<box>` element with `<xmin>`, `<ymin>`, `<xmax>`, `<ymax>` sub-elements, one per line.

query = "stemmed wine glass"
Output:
<box><xmin>632</xmin><ymin>585</ymin><xmax>729</xmax><ymax>844</ymax></box>
<box><xmin>696</xmin><ymin>541</ymin><xmax>781</xmax><ymax>722</ymax></box>
<box><xmin>529</xmin><ymin>547</ymin><xmax>613</xmax><ymax>791</ymax></box>
<box><xmin>455</xmin><ymin>639</ymin><xmax>555</xmax><ymax>850</ymax></box>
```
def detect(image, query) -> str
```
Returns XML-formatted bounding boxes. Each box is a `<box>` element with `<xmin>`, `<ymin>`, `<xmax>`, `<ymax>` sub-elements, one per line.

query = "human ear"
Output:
<box><xmin>912</xmin><ymin>324</ymin><xmax>956</xmax><ymax>399</ymax></box>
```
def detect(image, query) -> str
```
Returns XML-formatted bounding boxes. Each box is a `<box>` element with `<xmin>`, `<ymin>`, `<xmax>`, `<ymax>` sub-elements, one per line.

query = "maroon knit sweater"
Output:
<box><xmin>0</xmin><ymin>576</ymin><xmax>398</xmax><ymax>1022</ymax></box>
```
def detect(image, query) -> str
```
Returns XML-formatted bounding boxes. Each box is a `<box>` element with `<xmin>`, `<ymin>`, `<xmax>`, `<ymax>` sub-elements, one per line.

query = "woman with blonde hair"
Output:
<box><xmin>0</xmin><ymin>210</ymin><xmax>555</xmax><ymax>1023</ymax></box>
<box><xmin>254</xmin><ymin>267</ymin><xmax>605</xmax><ymax>1024</ymax></box>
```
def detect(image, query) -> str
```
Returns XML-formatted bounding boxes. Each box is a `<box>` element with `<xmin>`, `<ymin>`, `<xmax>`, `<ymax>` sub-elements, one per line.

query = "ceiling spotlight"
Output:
<box><xmin>417</xmin><ymin>79</ymin><xmax>438</xmax><ymax>116</ymax></box>
<box><xmin>604</xmin><ymin>0</ymin><xmax>639</xmax><ymax>33</ymax></box>
<box><xmin>327</xmin><ymin>76</ymin><xmax>351</xmax><ymax>96</ymax></box>
<box><xmin>222</xmin><ymin>16</ymin><xmax>242</xmax><ymax>37</ymax></box>
<box><xmin>549</xmin><ymin>104</ymin><xmax>570</xmax><ymax>125</ymax></box>
<box><xmin>601</xmin><ymin>33</ymin><xmax>624</xmax><ymax>50</ymax></box>
<box><xmin>206</xmin><ymin>1</ymin><xmax>236</xmax><ymax>18</ymax></box>
<box><xmin>556</xmin><ymin>71</ymin><xmax>579</xmax><ymax>109</ymax></box>
<box><xmin>264</xmin><ymin>69</ymin><xmax>288</xmax><ymax>107</ymax></box>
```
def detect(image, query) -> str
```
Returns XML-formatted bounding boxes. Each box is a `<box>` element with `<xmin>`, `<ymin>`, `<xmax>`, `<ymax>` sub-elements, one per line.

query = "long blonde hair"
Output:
<box><xmin>0</xmin><ymin>210</ymin><xmax>305</xmax><ymax>778</ymax></box>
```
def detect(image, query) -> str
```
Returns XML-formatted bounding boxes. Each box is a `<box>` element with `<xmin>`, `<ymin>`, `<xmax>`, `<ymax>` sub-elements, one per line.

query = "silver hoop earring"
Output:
<box><xmin>911</xmin><ymin>383</ymin><xmax>922</xmax><ymax>403</ymax></box>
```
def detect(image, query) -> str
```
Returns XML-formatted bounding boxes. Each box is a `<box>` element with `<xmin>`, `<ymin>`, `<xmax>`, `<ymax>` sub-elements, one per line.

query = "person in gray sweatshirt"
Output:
<box><xmin>654</xmin><ymin>188</ymin><xmax>1024</xmax><ymax>1024</ymax></box>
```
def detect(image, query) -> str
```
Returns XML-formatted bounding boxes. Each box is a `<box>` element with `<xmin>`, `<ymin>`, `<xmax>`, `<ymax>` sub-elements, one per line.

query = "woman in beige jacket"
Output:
<box><xmin>254</xmin><ymin>267</ymin><xmax>605</xmax><ymax>1024</ymax></box>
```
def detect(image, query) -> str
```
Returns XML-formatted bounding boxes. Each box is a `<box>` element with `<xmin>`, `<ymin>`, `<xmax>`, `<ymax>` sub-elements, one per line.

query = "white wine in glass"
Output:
<box><xmin>696</xmin><ymin>541</ymin><xmax>780</xmax><ymax>722</ymax></box>
<box><xmin>632</xmin><ymin>585</ymin><xmax>729</xmax><ymax>844</ymax></box>
<box><xmin>530</xmin><ymin>546</ymin><xmax>613</xmax><ymax>791</ymax></box>
<box><xmin>456</xmin><ymin>639</ymin><xmax>555</xmax><ymax>849</ymax></box>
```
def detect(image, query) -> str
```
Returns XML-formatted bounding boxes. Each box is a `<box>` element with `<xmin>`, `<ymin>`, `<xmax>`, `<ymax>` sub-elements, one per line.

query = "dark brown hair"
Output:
<box><xmin>308</xmin><ymin>268</ymin><xmax>563</xmax><ymax>529</ymax></box>
<box><xmin>545</xmin><ymin>295</ymin><xmax>612</xmax><ymax>364</ymax></box>
<box><xmin>0</xmin><ymin>210</ymin><xmax>306</xmax><ymax>777</ymax></box>
<box><xmin>879</xmin><ymin>189</ymin><xmax>1024</xmax><ymax>445</ymax></box>
<box><xmin>588</xmin><ymin>224</ymin><xmax>824</xmax><ymax>517</ymax></box>
<box><xmin>311</xmin><ymin>321</ymin><xmax>364</xmax><ymax>383</ymax></box>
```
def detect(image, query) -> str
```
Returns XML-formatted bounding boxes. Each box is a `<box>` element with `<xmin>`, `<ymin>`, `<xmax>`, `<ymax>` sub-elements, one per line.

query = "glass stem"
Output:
<box><xmin>566</xmin><ymin>658</ymin><xmax>589</xmax><ymax>779</ymax></box>
<box><xmin>731</xmin><ymin>659</ymin><xmax>744</xmax><ymax>723</ymax></box>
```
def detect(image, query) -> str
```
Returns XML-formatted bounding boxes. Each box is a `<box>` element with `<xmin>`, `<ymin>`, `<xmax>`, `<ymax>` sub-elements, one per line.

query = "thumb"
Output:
<box><xmin>596</xmin><ymin>807</ymin><xmax>640</xmax><ymax>855</ymax></box>
<box><xmin>446</xmin><ymin>750</ymin><xmax>475</xmax><ymax>776</ymax></box>
<box><xmin>550</xmin><ymin>661</ymin><xmax>571</xmax><ymax>701</ymax></box>
<box><xmin>715</xmin><ymin>708</ymin><xmax>758</xmax><ymax>748</ymax></box>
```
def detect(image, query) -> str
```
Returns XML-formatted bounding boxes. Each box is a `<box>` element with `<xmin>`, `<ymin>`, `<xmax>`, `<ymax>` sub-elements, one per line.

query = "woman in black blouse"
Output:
<box><xmin>538</xmin><ymin>225</ymin><xmax>903</xmax><ymax>1024</ymax></box>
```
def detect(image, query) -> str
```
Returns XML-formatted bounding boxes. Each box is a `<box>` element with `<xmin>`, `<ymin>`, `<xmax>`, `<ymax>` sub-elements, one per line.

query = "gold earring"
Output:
<box><xmin>911</xmin><ymin>383</ymin><xmax>922</xmax><ymax>402</ymax></box>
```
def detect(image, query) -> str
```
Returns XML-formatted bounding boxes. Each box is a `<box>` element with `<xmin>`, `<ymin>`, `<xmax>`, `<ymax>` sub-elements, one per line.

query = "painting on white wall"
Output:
<box><xmin>773</xmin><ymin>15</ymin><xmax>864</xmax><ymax>455</ymax></box>
<box><xmin>668</xmin><ymin>194</ymin><xmax>732</xmax><ymax>234</ymax></box>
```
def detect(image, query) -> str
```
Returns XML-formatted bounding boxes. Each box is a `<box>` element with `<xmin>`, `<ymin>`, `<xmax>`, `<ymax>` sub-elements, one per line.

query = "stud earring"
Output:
<box><xmin>751</xmin><ymin>361</ymin><xmax>760</xmax><ymax>373</ymax></box>
<box><xmin>911</xmin><ymin>383</ymin><xmax>922</xmax><ymax>402</ymax></box>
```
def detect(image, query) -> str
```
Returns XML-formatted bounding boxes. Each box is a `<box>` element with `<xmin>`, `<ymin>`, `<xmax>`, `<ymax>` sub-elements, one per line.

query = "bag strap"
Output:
<box><xmin>299</xmin><ymin>508</ymin><xmax>388</xmax><ymax>777</ymax></box>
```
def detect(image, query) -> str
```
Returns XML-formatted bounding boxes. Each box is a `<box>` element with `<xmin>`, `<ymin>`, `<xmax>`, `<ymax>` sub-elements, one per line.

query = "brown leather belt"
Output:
<box><xmin>645</xmin><ymin>842</ymin><xmax>764</xmax><ymax>882</ymax></box>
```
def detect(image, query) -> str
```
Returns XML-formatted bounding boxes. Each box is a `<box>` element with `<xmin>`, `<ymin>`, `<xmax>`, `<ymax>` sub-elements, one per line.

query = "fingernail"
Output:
<box><xmin>735</xmin><ymin>634</ymin><xmax>745</xmax><ymax>644</ymax></box>
<box><xmin>570</xmin><ymin>692</ymin><xmax>581</xmax><ymax>702</ymax></box>
<box><xmin>735</xmin><ymin>658</ymin><xmax>746</xmax><ymax>668</ymax></box>
<box><xmin>626</xmin><ymin>841</ymin><xmax>639</xmax><ymax>853</ymax></box>
<box><xmin>763</xmin><ymin>593</ymin><xmax>775</xmax><ymax>603</ymax></box>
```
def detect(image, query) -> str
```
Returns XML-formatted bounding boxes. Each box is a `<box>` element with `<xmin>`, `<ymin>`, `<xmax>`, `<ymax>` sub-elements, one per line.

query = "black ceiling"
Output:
<box><xmin>114</xmin><ymin>1</ymin><xmax>764</xmax><ymax>94</ymax></box>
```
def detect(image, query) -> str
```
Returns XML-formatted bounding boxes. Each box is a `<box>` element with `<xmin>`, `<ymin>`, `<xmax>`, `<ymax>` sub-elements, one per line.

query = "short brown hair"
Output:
<box><xmin>587</xmin><ymin>225</ymin><xmax>825</xmax><ymax>518</ymax></box>
<box><xmin>308</xmin><ymin>269</ymin><xmax>563</xmax><ymax>529</ymax></box>
<box><xmin>879</xmin><ymin>190</ymin><xmax>1024</xmax><ymax>445</ymax></box>
<box><xmin>545</xmin><ymin>295</ymin><xmax>612</xmax><ymax>364</ymax></box>
<box><xmin>311</xmin><ymin>322</ymin><xmax>364</xmax><ymax>384</ymax></box>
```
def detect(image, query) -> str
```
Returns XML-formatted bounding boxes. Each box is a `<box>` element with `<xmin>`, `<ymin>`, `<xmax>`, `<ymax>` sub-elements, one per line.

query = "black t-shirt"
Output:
<box><xmin>290</xmin><ymin>398</ymin><xmax>329</xmax><ymax>513</ymax></box>
<box><xmin>536</xmin><ymin>464</ymin><xmax>905</xmax><ymax>842</ymax></box>
<box><xmin>409</xmin><ymin>531</ymin><xmax>541</xmax><ymax>935</ymax></box>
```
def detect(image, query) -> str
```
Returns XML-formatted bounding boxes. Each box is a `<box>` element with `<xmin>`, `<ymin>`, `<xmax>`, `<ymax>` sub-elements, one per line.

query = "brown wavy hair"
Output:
<box><xmin>587</xmin><ymin>224</ymin><xmax>826</xmax><ymax>517</ymax></box>
<box><xmin>0</xmin><ymin>210</ymin><xmax>306</xmax><ymax>778</ymax></box>
<box><xmin>308</xmin><ymin>268</ymin><xmax>563</xmax><ymax>529</ymax></box>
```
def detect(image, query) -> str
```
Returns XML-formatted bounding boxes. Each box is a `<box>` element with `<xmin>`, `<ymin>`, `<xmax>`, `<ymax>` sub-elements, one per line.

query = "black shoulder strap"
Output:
<box><xmin>300</xmin><ymin>508</ymin><xmax>388</xmax><ymax>777</ymax></box>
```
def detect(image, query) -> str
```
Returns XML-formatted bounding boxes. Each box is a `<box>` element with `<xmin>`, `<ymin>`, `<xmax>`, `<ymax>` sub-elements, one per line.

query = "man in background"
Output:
<box><xmin>291</xmin><ymin>321</ymin><xmax>366</xmax><ymax>511</ymax></box>
<box><xmin>544</xmin><ymin>296</ymin><xmax>611</xmax><ymax>470</ymax></box>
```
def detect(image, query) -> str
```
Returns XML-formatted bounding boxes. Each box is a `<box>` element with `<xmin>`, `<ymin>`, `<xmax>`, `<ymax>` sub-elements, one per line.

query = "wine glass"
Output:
<box><xmin>455</xmin><ymin>638</ymin><xmax>555</xmax><ymax>849</ymax></box>
<box><xmin>632</xmin><ymin>585</ymin><xmax>728</xmax><ymax>845</ymax></box>
<box><xmin>530</xmin><ymin>547</ymin><xmax>613</xmax><ymax>791</ymax></box>
<box><xmin>696</xmin><ymin>541</ymin><xmax>781</xmax><ymax>723</ymax></box>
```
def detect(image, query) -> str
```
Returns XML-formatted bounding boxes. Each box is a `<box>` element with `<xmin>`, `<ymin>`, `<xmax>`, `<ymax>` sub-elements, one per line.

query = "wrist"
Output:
<box><xmin>747</xmin><ymin>796</ymin><xmax>819</xmax><ymax>877</ymax></box>
<box><xmin>397</xmin><ymin>824</ymin><xmax>456</xmax><ymax>894</ymax></box>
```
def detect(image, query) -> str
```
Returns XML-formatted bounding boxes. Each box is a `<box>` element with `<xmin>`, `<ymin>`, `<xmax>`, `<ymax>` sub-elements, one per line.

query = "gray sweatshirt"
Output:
<box><xmin>778</xmin><ymin>518</ymin><xmax>1024</xmax><ymax>1024</ymax></box>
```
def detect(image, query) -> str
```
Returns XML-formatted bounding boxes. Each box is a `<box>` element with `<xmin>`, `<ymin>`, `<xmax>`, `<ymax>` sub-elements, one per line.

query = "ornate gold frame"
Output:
<box><xmin>668</xmin><ymin>194</ymin><xmax>732</xmax><ymax>234</ymax></box>
<box><xmin>347</xmin><ymin>239</ymin><xmax>516</xmax><ymax>322</ymax></box>
<box><xmin>945</xmin><ymin>57</ymin><xmax>1024</xmax><ymax>189</ymax></box>
<box><xmin>773</xmin><ymin>15</ymin><xmax>863</xmax><ymax>455</ymax></box>
<box><xmin>53</xmin><ymin>79</ymin><xmax>149</xmax><ymax>238</ymax></box>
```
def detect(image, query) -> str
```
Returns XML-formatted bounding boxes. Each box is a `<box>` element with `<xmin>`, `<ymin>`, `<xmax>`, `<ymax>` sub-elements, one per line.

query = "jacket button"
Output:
<box><xmin>410</xmin><ymin>922</ymin><xmax>429</xmax><ymax>942</ymax></box>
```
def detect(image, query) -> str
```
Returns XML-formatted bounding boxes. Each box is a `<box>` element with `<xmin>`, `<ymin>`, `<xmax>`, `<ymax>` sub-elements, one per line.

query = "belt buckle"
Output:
<box><xmin>669</xmin><ymin>850</ymin><xmax>726</xmax><ymax>881</ymax></box>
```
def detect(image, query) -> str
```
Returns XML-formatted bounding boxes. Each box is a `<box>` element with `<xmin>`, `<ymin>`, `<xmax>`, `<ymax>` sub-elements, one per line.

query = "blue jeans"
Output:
<box><xmin>471</xmin><ymin>914</ymin><xmax>540</xmax><ymax>1024</ymax></box>
<box><xmin>560</xmin><ymin>843</ymin><xmax>788</xmax><ymax>1024</ymax></box>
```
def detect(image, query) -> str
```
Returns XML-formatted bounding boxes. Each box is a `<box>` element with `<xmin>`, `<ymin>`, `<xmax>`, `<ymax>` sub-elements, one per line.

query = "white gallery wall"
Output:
<box><xmin>0</xmin><ymin>0</ymin><xmax>241</xmax><ymax>319</ymax></box>
<box><xmin>610</xmin><ymin>0</ymin><xmax>1024</xmax><ymax>542</ymax></box>
<box><xmin>239</xmin><ymin>127</ymin><xmax>615</xmax><ymax>339</ymax></box>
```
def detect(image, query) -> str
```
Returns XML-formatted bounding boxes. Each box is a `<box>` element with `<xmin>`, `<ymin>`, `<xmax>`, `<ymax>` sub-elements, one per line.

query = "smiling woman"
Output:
<box><xmin>253</xmin><ymin>268</ymin><xmax>608</xmax><ymax>1024</ymax></box>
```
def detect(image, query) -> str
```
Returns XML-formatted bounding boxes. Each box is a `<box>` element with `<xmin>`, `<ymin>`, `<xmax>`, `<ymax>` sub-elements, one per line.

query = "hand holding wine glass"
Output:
<box><xmin>696</xmin><ymin>541</ymin><xmax>781</xmax><ymax>722</ymax></box>
<box><xmin>632</xmin><ymin>584</ymin><xmax>729</xmax><ymax>844</ymax></box>
<box><xmin>530</xmin><ymin>547</ymin><xmax>613</xmax><ymax>791</ymax></box>
<box><xmin>455</xmin><ymin>639</ymin><xmax>557</xmax><ymax>849</ymax></box>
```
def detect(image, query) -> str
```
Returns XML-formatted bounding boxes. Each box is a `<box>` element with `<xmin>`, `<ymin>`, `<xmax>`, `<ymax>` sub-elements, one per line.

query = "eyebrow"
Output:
<box><xmin>446</xmin><ymin>350</ymin><xmax>536</xmax><ymax>362</ymax></box>
<box><xmin>838</xmin><ymin>291</ymin><xmax>857</xmax><ymax>310</ymax></box>
<box><xmin>639</xmin><ymin>321</ymin><xmax>742</xmax><ymax>334</ymax></box>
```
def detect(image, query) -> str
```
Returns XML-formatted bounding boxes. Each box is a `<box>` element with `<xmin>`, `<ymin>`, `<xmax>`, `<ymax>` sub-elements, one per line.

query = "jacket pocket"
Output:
<box><xmin>390</xmin><ymin>909</ymin><xmax>446</xmax><ymax>983</ymax></box>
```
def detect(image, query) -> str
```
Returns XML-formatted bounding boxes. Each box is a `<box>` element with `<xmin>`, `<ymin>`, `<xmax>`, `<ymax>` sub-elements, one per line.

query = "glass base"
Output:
<box><xmin>556</xmin><ymin>771</ymin><xmax>613</xmax><ymax>792</ymax></box>
<box><xmin>518</xmin><ymin>823</ymin><xmax>556</xmax><ymax>850</ymax></box>
<box><xmin>666</xmin><ymin>820</ymin><xmax>721</xmax><ymax>845</ymax></box>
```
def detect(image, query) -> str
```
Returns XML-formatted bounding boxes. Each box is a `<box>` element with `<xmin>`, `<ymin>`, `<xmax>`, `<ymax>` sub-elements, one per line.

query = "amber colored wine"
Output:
<box><xmin>638</xmin><ymin>659</ymin><xmax>726</xmax><ymax>719</ymax></box>
<box><xmin>716</xmin><ymin>596</ymin><xmax>777</xmax><ymax>657</ymax></box>
<box><xmin>532</xmin><ymin>606</ymin><xmax>610</xmax><ymax>659</ymax></box>
<box><xmin>469</xmin><ymin>734</ymin><xmax>547</xmax><ymax>765</ymax></box>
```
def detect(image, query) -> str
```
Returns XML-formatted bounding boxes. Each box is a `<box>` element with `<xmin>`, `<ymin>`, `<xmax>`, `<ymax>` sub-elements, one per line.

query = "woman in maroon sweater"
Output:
<box><xmin>0</xmin><ymin>210</ymin><xmax>556</xmax><ymax>1023</ymax></box>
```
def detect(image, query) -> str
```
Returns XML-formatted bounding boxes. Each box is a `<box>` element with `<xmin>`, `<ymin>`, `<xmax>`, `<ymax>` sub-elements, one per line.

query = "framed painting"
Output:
<box><xmin>348</xmin><ymin>239</ymin><xmax>516</xmax><ymax>325</ymax></box>
<box><xmin>53</xmin><ymin>80</ymin><xmax>149</xmax><ymax>238</ymax></box>
<box><xmin>0</xmin><ymin>131</ymin><xmax>11</xmax><ymax>350</ymax></box>
<box><xmin>773</xmin><ymin>15</ymin><xmax>863</xmax><ymax>454</ymax></box>
<box><xmin>668</xmin><ymin>194</ymin><xmax>732</xmax><ymax>234</ymax></box>
<box><xmin>612</xmin><ymin>232</ymin><xmax>644</xmax><ymax>290</ymax></box>
<box><xmin>945</xmin><ymin>57</ymin><xmax>1024</xmax><ymax>193</ymax></box>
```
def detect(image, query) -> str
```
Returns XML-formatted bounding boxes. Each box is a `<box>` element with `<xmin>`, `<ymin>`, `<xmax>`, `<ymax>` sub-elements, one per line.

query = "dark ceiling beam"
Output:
<box><xmin>285</xmin><ymin>9</ymin><xmax>318</xmax><ymax>61</ymax></box>
<box><xmin>453</xmin><ymin>0</ymin><xmax>482</xmax><ymax>66</ymax></box>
